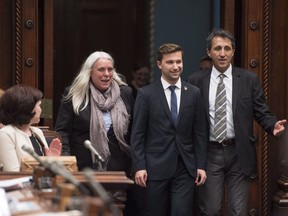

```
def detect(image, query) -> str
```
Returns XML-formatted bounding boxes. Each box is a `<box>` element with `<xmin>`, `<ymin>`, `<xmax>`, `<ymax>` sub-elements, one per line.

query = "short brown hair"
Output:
<box><xmin>157</xmin><ymin>43</ymin><xmax>183</xmax><ymax>62</ymax></box>
<box><xmin>0</xmin><ymin>85</ymin><xmax>43</xmax><ymax>125</ymax></box>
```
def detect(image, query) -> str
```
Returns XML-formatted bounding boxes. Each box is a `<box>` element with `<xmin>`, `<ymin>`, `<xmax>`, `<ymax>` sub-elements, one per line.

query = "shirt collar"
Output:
<box><xmin>161</xmin><ymin>77</ymin><xmax>182</xmax><ymax>90</ymax></box>
<box><xmin>211</xmin><ymin>64</ymin><xmax>232</xmax><ymax>80</ymax></box>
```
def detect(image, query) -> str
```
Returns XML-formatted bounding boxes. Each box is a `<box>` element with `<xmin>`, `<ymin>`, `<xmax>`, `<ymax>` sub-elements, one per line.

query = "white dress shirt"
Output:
<box><xmin>161</xmin><ymin>77</ymin><xmax>181</xmax><ymax>114</ymax></box>
<box><xmin>209</xmin><ymin>64</ymin><xmax>235</xmax><ymax>141</ymax></box>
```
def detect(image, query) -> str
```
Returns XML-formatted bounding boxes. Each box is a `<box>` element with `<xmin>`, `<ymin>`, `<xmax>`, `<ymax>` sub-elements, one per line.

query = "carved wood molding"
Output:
<box><xmin>261</xmin><ymin>0</ymin><xmax>270</xmax><ymax>215</ymax></box>
<box><xmin>15</xmin><ymin>0</ymin><xmax>22</xmax><ymax>84</ymax></box>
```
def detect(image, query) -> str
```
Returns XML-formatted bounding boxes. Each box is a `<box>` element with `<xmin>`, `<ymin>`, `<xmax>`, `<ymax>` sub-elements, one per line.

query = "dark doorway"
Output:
<box><xmin>53</xmin><ymin>0</ymin><xmax>149</xmax><ymax>123</ymax></box>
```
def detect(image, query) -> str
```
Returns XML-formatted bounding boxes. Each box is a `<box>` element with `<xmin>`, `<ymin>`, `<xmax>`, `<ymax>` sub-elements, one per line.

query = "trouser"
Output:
<box><xmin>145</xmin><ymin>157</ymin><xmax>196</xmax><ymax>216</ymax></box>
<box><xmin>197</xmin><ymin>144</ymin><xmax>249</xmax><ymax>216</ymax></box>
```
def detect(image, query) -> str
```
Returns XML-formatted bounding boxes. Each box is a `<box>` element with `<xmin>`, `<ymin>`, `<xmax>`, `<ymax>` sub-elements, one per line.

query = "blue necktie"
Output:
<box><xmin>169</xmin><ymin>85</ymin><xmax>177</xmax><ymax>124</ymax></box>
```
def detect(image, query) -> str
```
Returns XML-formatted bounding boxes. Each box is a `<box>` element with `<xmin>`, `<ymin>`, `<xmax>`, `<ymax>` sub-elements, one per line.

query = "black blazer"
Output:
<box><xmin>131</xmin><ymin>80</ymin><xmax>208</xmax><ymax>180</ymax></box>
<box><xmin>187</xmin><ymin>67</ymin><xmax>277</xmax><ymax>176</ymax></box>
<box><xmin>54</xmin><ymin>85</ymin><xmax>134</xmax><ymax>170</ymax></box>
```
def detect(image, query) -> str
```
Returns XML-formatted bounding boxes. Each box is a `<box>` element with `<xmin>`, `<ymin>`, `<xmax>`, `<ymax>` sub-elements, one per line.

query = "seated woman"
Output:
<box><xmin>0</xmin><ymin>84</ymin><xmax>62</xmax><ymax>171</ymax></box>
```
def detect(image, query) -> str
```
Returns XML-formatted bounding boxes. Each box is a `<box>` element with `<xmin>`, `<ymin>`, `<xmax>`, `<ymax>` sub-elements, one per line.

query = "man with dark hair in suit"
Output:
<box><xmin>131</xmin><ymin>43</ymin><xmax>208</xmax><ymax>216</ymax></box>
<box><xmin>187</xmin><ymin>29</ymin><xmax>286</xmax><ymax>216</ymax></box>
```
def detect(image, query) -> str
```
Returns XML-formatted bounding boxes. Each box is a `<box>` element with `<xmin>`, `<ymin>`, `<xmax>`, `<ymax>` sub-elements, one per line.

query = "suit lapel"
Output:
<box><xmin>156</xmin><ymin>81</ymin><xmax>175</xmax><ymax>124</ymax></box>
<box><xmin>202</xmin><ymin>73</ymin><xmax>211</xmax><ymax>118</ymax></box>
<box><xmin>232</xmin><ymin>67</ymin><xmax>241</xmax><ymax>114</ymax></box>
<box><xmin>178</xmin><ymin>82</ymin><xmax>190</xmax><ymax>126</ymax></box>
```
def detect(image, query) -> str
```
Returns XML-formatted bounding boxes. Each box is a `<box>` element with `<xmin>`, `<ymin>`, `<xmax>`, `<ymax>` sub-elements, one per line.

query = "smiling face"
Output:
<box><xmin>207</xmin><ymin>36</ymin><xmax>235</xmax><ymax>73</ymax></box>
<box><xmin>90</xmin><ymin>58</ymin><xmax>114</xmax><ymax>91</ymax></box>
<box><xmin>157</xmin><ymin>51</ymin><xmax>183</xmax><ymax>85</ymax></box>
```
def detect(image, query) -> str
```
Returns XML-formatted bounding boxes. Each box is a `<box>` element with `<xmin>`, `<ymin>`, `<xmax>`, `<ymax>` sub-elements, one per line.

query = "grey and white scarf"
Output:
<box><xmin>89</xmin><ymin>80</ymin><xmax>130</xmax><ymax>170</ymax></box>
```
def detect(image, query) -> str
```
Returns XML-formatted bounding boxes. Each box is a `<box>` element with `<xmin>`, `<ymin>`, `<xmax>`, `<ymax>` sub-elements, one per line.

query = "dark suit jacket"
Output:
<box><xmin>187</xmin><ymin>67</ymin><xmax>277</xmax><ymax>176</ymax></box>
<box><xmin>131</xmin><ymin>80</ymin><xmax>208</xmax><ymax>180</ymax></box>
<box><xmin>54</xmin><ymin>85</ymin><xmax>134</xmax><ymax>170</ymax></box>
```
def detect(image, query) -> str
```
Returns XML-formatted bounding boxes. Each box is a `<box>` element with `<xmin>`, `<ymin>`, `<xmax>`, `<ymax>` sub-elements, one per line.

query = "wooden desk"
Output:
<box><xmin>0</xmin><ymin>171</ymin><xmax>134</xmax><ymax>215</ymax></box>
<box><xmin>0</xmin><ymin>171</ymin><xmax>134</xmax><ymax>188</ymax></box>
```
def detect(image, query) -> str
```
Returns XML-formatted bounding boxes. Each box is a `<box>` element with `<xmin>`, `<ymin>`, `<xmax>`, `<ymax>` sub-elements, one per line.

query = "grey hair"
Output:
<box><xmin>63</xmin><ymin>51</ymin><xmax>127</xmax><ymax>115</ymax></box>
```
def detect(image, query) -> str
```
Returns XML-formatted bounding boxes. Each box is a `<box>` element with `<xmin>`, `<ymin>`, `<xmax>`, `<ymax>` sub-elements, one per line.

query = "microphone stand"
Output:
<box><xmin>83</xmin><ymin>168</ymin><xmax>119</xmax><ymax>216</ymax></box>
<box><xmin>21</xmin><ymin>146</ymin><xmax>90</xmax><ymax>195</ymax></box>
<box><xmin>92</xmin><ymin>154</ymin><xmax>105</xmax><ymax>171</ymax></box>
<box><xmin>49</xmin><ymin>161</ymin><xmax>90</xmax><ymax>195</ymax></box>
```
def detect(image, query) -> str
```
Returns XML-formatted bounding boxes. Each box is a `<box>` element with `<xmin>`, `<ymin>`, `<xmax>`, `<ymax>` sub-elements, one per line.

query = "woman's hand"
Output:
<box><xmin>45</xmin><ymin>138</ymin><xmax>62</xmax><ymax>156</ymax></box>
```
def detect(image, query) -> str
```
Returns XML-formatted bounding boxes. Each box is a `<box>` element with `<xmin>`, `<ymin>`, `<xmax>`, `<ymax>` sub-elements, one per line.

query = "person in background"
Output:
<box><xmin>187</xmin><ymin>29</ymin><xmax>286</xmax><ymax>216</ymax></box>
<box><xmin>131</xmin><ymin>43</ymin><xmax>208</xmax><ymax>216</ymax></box>
<box><xmin>129</xmin><ymin>61</ymin><xmax>150</xmax><ymax>99</ymax></box>
<box><xmin>0</xmin><ymin>85</ymin><xmax>62</xmax><ymax>171</ymax></box>
<box><xmin>199</xmin><ymin>55</ymin><xmax>213</xmax><ymax>71</ymax></box>
<box><xmin>0</xmin><ymin>88</ymin><xmax>4</xmax><ymax>129</ymax></box>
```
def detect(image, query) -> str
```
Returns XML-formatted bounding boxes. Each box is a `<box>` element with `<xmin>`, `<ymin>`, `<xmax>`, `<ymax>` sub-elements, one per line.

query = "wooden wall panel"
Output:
<box><xmin>222</xmin><ymin>0</ymin><xmax>288</xmax><ymax>215</ymax></box>
<box><xmin>0</xmin><ymin>0</ymin><xmax>13</xmax><ymax>89</ymax></box>
<box><xmin>242</xmin><ymin>1</ymin><xmax>264</xmax><ymax>215</ymax></box>
<box><xmin>267</xmin><ymin>0</ymin><xmax>288</xmax><ymax>215</ymax></box>
<box><xmin>0</xmin><ymin>0</ymin><xmax>54</xmax><ymax>127</ymax></box>
<box><xmin>13</xmin><ymin>0</ymin><xmax>39</xmax><ymax>86</ymax></box>
<box><xmin>42</xmin><ymin>0</ymin><xmax>54</xmax><ymax>126</ymax></box>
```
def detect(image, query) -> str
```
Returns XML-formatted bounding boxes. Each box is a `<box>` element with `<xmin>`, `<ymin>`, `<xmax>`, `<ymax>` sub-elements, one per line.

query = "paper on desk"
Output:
<box><xmin>0</xmin><ymin>176</ymin><xmax>32</xmax><ymax>190</ymax></box>
<box><xmin>0</xmin><ymin>188</ymin><xmax>11</xmax><ymax>216</ymax></box>
<box><xmin>28</xmin><ymin>210</ymin><xmax>83</xmax><ymax>216</ymax></box>
<box><xmin>9</xmin><ymin>201</ymin><xmax>42</xmax><ymax>215</ymax></box>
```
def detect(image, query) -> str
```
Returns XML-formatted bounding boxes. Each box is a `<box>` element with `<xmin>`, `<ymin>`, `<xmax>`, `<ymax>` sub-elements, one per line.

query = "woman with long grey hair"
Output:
<box><xmin>55</xmin><ymin>51</ymin><xmax>134</xmax><ymax>173</ymax></box>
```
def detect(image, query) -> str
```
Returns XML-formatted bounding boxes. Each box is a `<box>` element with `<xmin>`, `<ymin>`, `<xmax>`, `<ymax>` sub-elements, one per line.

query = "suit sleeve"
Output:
<box><xmin>120</xmin><ymin>85</ymin><xmax>135</xmax><ymax>145</ymax></box>
<box><xmin>130</xmin><ymin>88</ymin><xmax>149</xmax><ymax>172</ymax></box>
<box><xmin>54</xmin><ymin>89</ymin><xmax>74</xmax><ymax>156</ymax></box>
<box><xmin>193</xmin><ymin>88</ymin><xmax>208</xmax><ymax>170</ymax></box>
<box><xmin>252</xmin><ymin>74</ymin><xmax>277</xmax><ymax>134</ymax></box>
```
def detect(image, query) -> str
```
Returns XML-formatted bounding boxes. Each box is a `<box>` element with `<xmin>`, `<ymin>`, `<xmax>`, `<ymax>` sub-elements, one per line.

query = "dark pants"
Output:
<box><xmin>145</xmin><ymin>157</ymin><xmax>196</xmax><ymax>216</ymax></box>
<box><xmin>123</xmin><ymin>184</ymin><xmax>146</xmax><ymax>216</ymax></box>
<box><xmin>197</xmin><ymin>144</ymin><xmax>249</xmax><ymax>216</ymax></box>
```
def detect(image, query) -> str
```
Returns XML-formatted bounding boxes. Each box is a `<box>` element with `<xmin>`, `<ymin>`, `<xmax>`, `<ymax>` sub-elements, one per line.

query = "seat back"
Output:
<box><xmin>37</xmin><ymin>126</ymin><xmax>62</xmax><ymax>146</ymax></box>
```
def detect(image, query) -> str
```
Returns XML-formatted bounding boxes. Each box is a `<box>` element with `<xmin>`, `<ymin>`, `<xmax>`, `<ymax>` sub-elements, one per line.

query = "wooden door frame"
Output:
<box><xmin>11</xmin><ymin>0</ymin><xmax>54</xmax><ymax>127</ymax></box>
<box><xmin>221</xmin><ymin>0</ymin><xmax>288</xmax><ymax>215</ymax></box>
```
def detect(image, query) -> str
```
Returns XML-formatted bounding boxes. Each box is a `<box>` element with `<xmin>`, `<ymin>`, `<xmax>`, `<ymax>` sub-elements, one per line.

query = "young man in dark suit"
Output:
<box><xmin>187</xmin><ymin>29</ymin><xmax>287</xmax><ymax>216</ymax></box>
<box><xmin>131</xmin><ymin>43</ymin><xmax>208</xmax><ymax>216</ymax></box>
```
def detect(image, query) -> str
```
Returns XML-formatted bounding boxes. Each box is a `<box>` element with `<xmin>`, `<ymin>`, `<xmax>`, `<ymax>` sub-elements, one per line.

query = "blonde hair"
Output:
<box><xmin>64</xmin><ymin>51</ymin><xmax>127</xmax><ymax>115</ymax></box>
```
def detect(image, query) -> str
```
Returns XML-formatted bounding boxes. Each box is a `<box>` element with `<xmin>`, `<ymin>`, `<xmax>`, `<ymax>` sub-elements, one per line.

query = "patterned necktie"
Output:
<box><xmin>214</xmin><ymin>74</ymin><xmax>227</xmax><ymax>142</ymax></box>
<box><xmin>169</xmin><ymin>85</ymin><xmax>177</xmax><ymax>124</ymax></box>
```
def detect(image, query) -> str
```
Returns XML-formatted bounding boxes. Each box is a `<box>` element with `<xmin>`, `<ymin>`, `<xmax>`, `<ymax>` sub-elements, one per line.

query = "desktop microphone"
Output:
<box><xmin>22</xmin><ymin>145</ymin><xmax>89</xmax><ymax>195</ymax></box>
<box><xmin>49</xmin><ymin>160</ymin><xmax>90</xmax><ymax>195</ymax></box>
<box><xmin>82</xmin><ymin>168</ymin><xmax>118</xmax><ymax>215</ymax></box>
<box><xmin>84</xmin><ymin>140</ymin><xmax>105</xmax><ymax>163</ymax></box>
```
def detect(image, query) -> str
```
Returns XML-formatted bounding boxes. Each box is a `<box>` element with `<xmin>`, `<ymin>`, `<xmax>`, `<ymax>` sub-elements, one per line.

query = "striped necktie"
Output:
<box><xmin>214</xmin><ymin>74</ymin><xmax>227</xmax><ymax>142</ymax></box>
